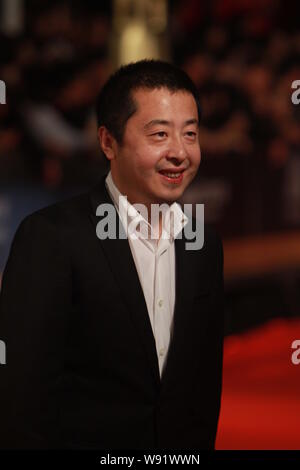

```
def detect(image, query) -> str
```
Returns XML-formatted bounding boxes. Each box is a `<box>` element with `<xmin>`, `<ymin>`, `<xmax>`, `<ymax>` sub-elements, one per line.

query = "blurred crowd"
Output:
<box><xmin>0</xmin><ymin>0</ymin><xmax>299</xmax><ymax>233</ymax></box>
<box><xmin>171</xmin><ymin>0</ymin><xmax>300</xmax><ymax>233</ymax></box>
<box><xmin>0</xmin><ymin>0</ymin><xmax>112</xmax><ymax>187</ymax></box>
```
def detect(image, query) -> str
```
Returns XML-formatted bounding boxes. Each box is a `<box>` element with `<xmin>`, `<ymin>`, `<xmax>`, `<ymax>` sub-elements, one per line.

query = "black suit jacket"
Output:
<box><xmin>0</xmin><ymin>174</ymin><xmax>224</xmax><ymax>450</ymax></box>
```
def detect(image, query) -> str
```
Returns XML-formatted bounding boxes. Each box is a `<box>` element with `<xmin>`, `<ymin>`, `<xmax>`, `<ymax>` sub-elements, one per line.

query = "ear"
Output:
<box><xmin>98</xmin><ymin>126</ymin><xmax>118</xmax><ymax>161</ymax></box>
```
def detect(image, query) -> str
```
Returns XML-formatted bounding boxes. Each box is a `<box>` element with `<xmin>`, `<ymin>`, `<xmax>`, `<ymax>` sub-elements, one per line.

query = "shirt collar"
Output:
<box><xmin>105</xmin><ymin>170</ymin><xmax>188</xmax><ymax>243</ymax></box>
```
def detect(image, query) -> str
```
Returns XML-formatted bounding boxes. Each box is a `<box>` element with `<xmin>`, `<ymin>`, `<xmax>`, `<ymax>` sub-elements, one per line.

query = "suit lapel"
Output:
<box><xmin>159</xmin><ymin>225</ymin><xmax>203</xmax><ymax>391</ymax></box>
<box><xmin>89</xmin><ymin>175</ymin><xmax>161</xmax><ymax>389</ymax></box>
<box><xmin>88</xmin><ymin>176</ymin><xmax>206</xmax><ymax>393</ymax></box>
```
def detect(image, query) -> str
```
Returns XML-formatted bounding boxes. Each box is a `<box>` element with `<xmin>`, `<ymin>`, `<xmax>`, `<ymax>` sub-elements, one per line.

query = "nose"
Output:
<box><xmin>167</xmin><ymin>135</ymin><xmax>187</xmax><ymax>162</ymax></box>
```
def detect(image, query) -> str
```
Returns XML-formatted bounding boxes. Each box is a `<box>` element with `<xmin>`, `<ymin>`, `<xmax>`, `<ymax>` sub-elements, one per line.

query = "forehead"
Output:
<box><xmin>130</xmin><ymin>87</ymin><xmax>198</xmax><ymax>121</ymax></box>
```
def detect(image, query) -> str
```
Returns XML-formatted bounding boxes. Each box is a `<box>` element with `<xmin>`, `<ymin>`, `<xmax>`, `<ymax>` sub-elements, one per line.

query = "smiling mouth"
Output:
<box><xmin>158</xmin><ymin>169</ymin><xmax>186</xmax><ymax>178</ymax></box>
<box><xmin>158</xmin><ymin>169</ymin><xmax>185</xmax><ymax>183</ymax></box>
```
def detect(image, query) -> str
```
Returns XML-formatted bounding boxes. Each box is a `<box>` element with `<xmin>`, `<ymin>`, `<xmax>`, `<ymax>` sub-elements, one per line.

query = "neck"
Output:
<box><xmin>109</xmin><ymin>170</ymin><xmax>168</xmax><ymax>239</ymax></box>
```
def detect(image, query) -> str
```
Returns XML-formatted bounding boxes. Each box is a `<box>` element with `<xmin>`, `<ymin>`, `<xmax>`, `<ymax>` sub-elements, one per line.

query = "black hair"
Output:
<box><xmin>95</xmin><ymin>59</ymin><xmax>201</xmax><ymax>143</ymax></box>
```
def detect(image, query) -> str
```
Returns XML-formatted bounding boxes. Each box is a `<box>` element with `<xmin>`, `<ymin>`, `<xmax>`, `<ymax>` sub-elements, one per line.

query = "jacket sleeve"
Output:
<box><xmin>208</xmin><ymin>231</ymin><xmax>224</xmax><ymax>448</ymax></box>
<box><xmin>0</xmin><ymin>213</ymin><xmax>71</xmax><ymax>449</ymax></box>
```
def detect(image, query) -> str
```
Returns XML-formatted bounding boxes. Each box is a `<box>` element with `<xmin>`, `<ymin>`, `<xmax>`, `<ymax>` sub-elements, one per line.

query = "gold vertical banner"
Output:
<box><xmin>111</xmin><ymin>0</ymin><xmax>169</xmax><ymax>67</ymax></box>
<box><xmin>1</xmin><ymin>0</ymin><xmax>24</xmax><ymax>35</ymax></box>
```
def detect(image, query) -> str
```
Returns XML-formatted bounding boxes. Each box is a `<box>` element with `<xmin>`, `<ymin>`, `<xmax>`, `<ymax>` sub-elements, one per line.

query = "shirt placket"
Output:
<box><xmin>154</xmin><ymin>239</ymin><xmax>170</xmax><ymax>375</ymax></box>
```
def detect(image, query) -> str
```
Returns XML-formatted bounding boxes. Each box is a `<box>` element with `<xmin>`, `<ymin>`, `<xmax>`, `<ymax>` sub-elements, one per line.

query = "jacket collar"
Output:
<box><xmin>88</xmin><ymin>173</ymin><xmax>206</xmax><ymax>392</ymax></box>
<box><xmin>104</xmin><ymin>170</ymin><xmax>188</xmax><ymax>245</ymax></box>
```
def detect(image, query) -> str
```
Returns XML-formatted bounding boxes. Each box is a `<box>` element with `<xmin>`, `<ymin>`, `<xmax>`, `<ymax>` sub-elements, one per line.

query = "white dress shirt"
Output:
<box><xmin>105</xmin><ymin>171</ymin><xmax>188</xmax><ymax>377</ymax></box>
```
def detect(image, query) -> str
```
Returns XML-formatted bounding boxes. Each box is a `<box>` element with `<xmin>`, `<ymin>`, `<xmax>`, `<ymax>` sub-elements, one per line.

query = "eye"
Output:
<box><xmin>152</xmin><ymin>131</ymin><xmax>167</xmax><ymax>138</ymax></box>
<box><xmin>185</xmin><ymin>131</ymin><xmax>197</xmax><ymax>137</ymax></box>
<box><xmin>185</xmin><ymin>131</ymin><xmax>198</xmax><ymax>141</ymax></box>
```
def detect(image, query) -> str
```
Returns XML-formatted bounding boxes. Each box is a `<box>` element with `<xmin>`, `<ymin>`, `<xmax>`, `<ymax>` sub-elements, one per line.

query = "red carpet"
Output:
<box><xmin>215</xmin><ymin>318</ymin><xmax>300</xmax><ymax>449</ymax></box>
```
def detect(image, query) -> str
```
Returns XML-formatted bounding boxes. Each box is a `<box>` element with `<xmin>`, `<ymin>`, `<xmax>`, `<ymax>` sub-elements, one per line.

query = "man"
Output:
<box><xmin>0</xmin><ymin>60</ymin><xmax>224</xmax><ymax>450</ymax></box>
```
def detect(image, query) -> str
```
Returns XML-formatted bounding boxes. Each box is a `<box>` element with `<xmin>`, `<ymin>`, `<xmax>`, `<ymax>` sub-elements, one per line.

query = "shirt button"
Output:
<box><xmin>159</xmin><ymin>348</ymin><xmax>165</xmax><ymax>356</ymax></box>
<box><xmin>158</xmin><ymin>299</ymin><xmax>163</xmax><ymax>307</ymax></box>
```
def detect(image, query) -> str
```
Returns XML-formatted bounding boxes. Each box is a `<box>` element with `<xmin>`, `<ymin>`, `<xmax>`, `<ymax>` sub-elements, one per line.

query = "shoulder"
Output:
<box><xmin>16</xmin><ymin>189</ymin><xmax>92</xmax><ymax>235</ymax></box>
<box><xmin>8</xmin><ymin>189</ymin><xmax>95</xmax><ymax>258</ymax></box>
<box><xmin>203</xmin><ymin>223</ymin><xmax>223</xmax><ymax>266</ymax></box>
<box><xmin>186</xmin><ymin>213</ymin><xmax>223</xmax><ymax>254</ymax></box>
<box><xmin>204</xmin><ymin>223</ymin><xmax>223</xmax><ymax>251</ymax></box>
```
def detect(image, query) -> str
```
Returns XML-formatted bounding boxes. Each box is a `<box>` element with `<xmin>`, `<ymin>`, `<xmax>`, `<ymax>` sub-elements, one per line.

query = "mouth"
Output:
<box><xmin>158</xmin><ymin>168</ymin><xmax>186</xmax><ymax>184</ymax></box>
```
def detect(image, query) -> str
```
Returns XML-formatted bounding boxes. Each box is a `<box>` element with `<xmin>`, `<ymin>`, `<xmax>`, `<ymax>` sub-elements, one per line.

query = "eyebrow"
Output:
<box><xmin>143</xmin><ymin>118</ymin><xmax>199</xmax><ymax>130</ymax></box>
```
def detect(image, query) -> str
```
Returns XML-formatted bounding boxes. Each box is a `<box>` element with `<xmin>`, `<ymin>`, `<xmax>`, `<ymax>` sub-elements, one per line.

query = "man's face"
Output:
<box><xmin>107</xmin><ymin>87</ymin><xmax>201</xmax><ymax>208</ymax></box>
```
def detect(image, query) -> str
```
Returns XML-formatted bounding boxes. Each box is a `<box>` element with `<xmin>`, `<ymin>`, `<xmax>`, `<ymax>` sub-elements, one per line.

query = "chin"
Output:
<box><xmin>157</xmin><ymin>190</ymin><xmax>183</xmax><ymax>204</ymax></box>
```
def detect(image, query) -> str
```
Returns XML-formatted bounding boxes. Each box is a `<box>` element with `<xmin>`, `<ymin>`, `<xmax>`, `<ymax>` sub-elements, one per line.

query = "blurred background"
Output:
<box><xmin>0</xmin><ymin>0</ymin><xmax>300</xmax><ymax>449</ymax></box>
